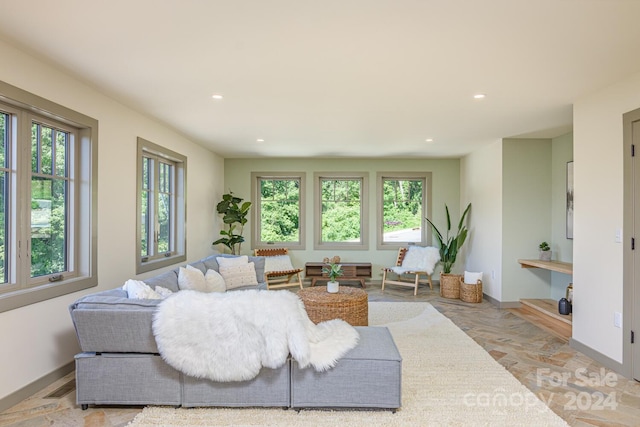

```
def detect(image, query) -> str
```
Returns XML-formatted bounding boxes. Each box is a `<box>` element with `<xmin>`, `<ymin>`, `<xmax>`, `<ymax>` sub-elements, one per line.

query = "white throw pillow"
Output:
<box><xmin>205</xmin><ymin>269</ymin><xmax>226</xmax><ymax>292</ymax></box>
<box><xmin>123</xmin><ymin>279</ymin><xmax>163</xmax><ymax>299</ymax></box>
<box><xmin>219</xmin><ymin>262</ymin><xmax>259</xmax><ymax>290</ymax></box>
<box><xmin>179</xmin><ymin>265</ymin><xmax>227</xmax><ymax>293</ymax></box>
<box><xmin>216</xmin><ymin>255</ymin><xmax>249</xmax><ymax>268</ymax></box>
<box><xmin>178</xmin><ymin>265</ymin><xmax>208</xmax><ymax>292</ymax></box>
<box><xmin>264</xmin><ymin>255</ymin><xmax>295</xmax><ymax>273</ymax></box>
<box><xmin>464</xmin><ymin>271</ymin><xmax>483</xmax><ymax>284</ymax></box>
<box><xmin>154</xmin><ymin>286</ymin><xmax>174</xmax><ymax>298</ymax></box>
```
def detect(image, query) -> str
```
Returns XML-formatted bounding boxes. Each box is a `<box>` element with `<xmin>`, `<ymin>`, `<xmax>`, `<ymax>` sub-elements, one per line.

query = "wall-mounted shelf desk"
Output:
<box><xmin>517</xmin><ymin>259</ymin><xmax>573</xmax><ymax>275</ymax></box>
<box><xmin>516</xmin><ymin>259</ymin><xmax>573</xmax><ymax>339</ymax></box>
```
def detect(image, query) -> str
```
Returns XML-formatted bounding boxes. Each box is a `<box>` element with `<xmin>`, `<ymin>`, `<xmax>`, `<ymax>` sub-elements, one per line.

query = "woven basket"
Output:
<box><xmin>459</xmin><ymin>277</ymin><xmax>483</xmax><ymax>303</ymax></box>
<box><xmin>297</xmin><ymin>286</ymin><xmax>368</xmax><ymax>326</ymax></box>
<box><xmin>440</xmin><ymin>273</ymin><xmax>462</xmax><ymax>299</ymax></box>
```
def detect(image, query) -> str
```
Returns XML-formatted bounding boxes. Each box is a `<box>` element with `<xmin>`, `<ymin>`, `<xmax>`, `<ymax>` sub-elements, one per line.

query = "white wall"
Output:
<box><xmin>460</xmin><ymin>140</ymin><xmax>503</xmax><ymax>300</ymax></box>
<box><xmin>0</xmin><ymin>39</ymin><xmax>224</xmax><ymax>401</ymax></box>
<box><xmin>573</xmin><ymin>72</ymin><xmax>640</xmax><ymax>363</ymax></box>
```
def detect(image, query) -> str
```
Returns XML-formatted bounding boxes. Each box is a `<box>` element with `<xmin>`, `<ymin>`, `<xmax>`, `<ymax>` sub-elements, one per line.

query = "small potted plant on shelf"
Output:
<box><xmin>539</xmin><ymin>241</ymin><xmax>552</xmax><ymax>261</ymax></box>
<box><xmin>322</xmin><ymin>256</ymin><xmax>343</xmax><ymax>293</ymax></box>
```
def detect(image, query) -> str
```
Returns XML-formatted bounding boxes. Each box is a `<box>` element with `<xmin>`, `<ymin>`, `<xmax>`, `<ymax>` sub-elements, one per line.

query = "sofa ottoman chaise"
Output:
<box><xmin>70</xmin><ymin>253</ymin><xmax>402</xmax><ymax>411</ymax></box>
<box><xmin>291</xmin><ymin>326</ymin><xmax>401</xmax><ymax>410</ymax></box>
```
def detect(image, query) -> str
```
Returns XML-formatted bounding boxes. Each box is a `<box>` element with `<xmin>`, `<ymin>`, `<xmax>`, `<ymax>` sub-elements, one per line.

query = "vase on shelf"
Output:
<box><xmin>539</xmin><ymin>250</ymin><xmax>552</xmax><ymax>261</ymax></box>
<box><xmin>327</xmin><ymin>281</ymin><xmax>339</xmax><ymax>293</ymax></box>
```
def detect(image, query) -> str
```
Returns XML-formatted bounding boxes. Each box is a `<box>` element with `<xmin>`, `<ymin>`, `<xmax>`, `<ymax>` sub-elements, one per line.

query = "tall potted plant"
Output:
<box><xmin>212</xmin><ymin>192</ymin><xmax>251</xmax><ymax>255</ymax></box>
<box><xmin>426</xmin><ymin>203</ymin><xmax>471</xmax><ymax>298</ymax></box>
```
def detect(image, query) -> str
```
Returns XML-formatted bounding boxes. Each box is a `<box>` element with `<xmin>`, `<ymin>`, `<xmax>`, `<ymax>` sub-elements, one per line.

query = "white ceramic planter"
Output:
<box><xmin>327</xmin><ymin>281</ymin><xmax>339</xmax><ymax>293</ymax></box>
<box><xmin>539</xmin><ymin>250</ymin><xmax>552</xmax><ymax>261</ymax></box>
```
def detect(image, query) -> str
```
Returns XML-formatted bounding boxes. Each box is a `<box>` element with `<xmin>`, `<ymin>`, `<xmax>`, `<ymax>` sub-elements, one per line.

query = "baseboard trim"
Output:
<box><xmin>483</xmin><ymin>293</ymin><xmax>521</xmax><ymax>309</ymax></box>
<box><xmin>0</xmin><ymin>361</ymin><xmax>74</xmax><ymax>413</ymax></box>
<box><xmin>569</xmin><ymin>338</ymin><xmax>627</xmax><ymax>379</ymax></box>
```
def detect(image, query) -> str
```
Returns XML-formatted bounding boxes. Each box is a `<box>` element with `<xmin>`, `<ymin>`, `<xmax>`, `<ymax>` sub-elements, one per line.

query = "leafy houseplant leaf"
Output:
<box><xmin>213</xmin><ymin>192</ymin><xmax>251</xmax><ymax>255</ymax></box>
<box><xmin>426</xmin><ymin>203</ymin><xmax>471</xmax><ymax>274</ymax></box>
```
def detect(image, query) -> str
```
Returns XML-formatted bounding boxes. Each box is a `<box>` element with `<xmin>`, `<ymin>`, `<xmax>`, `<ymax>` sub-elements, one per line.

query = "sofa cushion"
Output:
<box><xmin>216</xmin><ymin>255</ymin><xmax>249</xmax><ymax>267</ymax></box>
<box><xmin>144</xmin><ymin>270</ymin><xmax>179</xmax><ymax>293</ymax></box>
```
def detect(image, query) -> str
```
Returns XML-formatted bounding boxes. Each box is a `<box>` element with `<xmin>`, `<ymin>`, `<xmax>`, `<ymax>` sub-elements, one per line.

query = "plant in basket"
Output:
<box><xmin>426</xmin><ymin>203</ymin><xmax>471</xmax><ymax>298</ymax></box>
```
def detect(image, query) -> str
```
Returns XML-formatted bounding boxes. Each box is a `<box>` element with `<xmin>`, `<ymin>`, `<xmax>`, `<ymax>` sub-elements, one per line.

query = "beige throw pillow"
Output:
<box><xmin>205</xmin><ymin>269</ymin><xmax>226</xmax><ymax>292</ymax></box>
<box><xmin>179</xmin><ymin>265</ymin><xmax>226</xmax><ymax>292</ymax></box>
<box><xmin>219</xmin><ymin>262</ymin><xmax>258</xmax><ymax>290</ymax></box>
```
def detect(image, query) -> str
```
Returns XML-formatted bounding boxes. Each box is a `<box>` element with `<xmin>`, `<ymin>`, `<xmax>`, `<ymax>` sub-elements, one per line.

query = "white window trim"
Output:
<box><xmin>0</xmin><ymin>80</ymin><xmax>98</xmax><ymax>313</ymax></box>
<box><xmin>251</xmin><ymin>172</ymin><xmax>306</xmax><ymax>250</ymax></box>
<box><xmin>376</xmin><ymin>171</ymin><xmax>432</xmax><ymax>250</ymax></box>
<box><xmin>136</xmin><ymin>137</ymin><xmax>186</xmax><ymax>274</ymax></box>
<box><xmin>314</xmin><ymin>172</ymin><xmax>369</xmax><ymax>251</ymax></box>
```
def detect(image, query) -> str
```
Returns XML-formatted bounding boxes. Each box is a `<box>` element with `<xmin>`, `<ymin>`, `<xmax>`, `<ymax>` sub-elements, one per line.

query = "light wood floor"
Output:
<box><xmin>1</xmin><ymin>283</ymin><xmax>639</xmax><ymax>427</ymax></box>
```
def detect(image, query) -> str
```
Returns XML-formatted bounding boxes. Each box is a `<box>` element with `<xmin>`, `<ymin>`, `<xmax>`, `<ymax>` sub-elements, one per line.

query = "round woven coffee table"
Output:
<box><xmin>297</xmin><ymin>286</ymin><xmax>368</xmax><ymax>326</ymax></box>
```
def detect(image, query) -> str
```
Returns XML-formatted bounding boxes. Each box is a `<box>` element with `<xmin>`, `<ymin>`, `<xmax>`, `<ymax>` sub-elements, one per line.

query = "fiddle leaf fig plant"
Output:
<box><xmin>426</xmin><ymin>203</ymin><xmax>472</xmax><ymax>274</ymax></box>
<box><xmin>212</xmin><ymin>192</ymin><xmax>251</xmax><ymax>255</ymax></box>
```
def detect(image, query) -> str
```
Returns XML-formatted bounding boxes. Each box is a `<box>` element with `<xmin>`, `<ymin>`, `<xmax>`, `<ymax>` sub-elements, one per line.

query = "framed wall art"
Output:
<box><xmin>566</xmin><ymin>161</ymin><xmax>574</xmax><ymax>239</ymax></box>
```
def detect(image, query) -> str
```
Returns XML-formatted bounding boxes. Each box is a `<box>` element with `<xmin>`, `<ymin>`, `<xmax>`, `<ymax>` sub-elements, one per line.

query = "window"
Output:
<box><xmin>0</xmin><ymin>80</ymin><xmax>98</xmax><ymax>313</ymax></box>
<box><xmin>314</xmin><ymin>172</ymin><xmax>368</xmax><ymax>250</ymax></box>
<box><xmin>136</xmin><ymin>138</ymin><xmax>186</xmax><ymax>273</ymax></box>
<box><xmin>377</xmin><ymin>172</ymin><xmax>432</xmax><ymax>249</ymax></box>
<box><xmin>252</xmin><ymin>172</ymin><xmax>305</xmax><ymax>250</ymax></box>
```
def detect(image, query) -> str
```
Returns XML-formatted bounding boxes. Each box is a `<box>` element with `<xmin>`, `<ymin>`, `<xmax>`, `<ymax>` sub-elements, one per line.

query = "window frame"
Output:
<box><xmin>251</xmin><ymin>172</ymin><xmax>306</xmax><ymax>250</ymax></box>
<box><xmin>0</xmin><ymin>80</ymin><xmax>98</xmax><ymax>313</ymax></box>
<box><xmin>314</xmin><ymin>172</ymin><xmax>369</xmax><ymax>251</ymax></box>
<box><xmin>136</xmin><ymin>137</ymin><xmax>186</xmax><ymax>274</ymax></box>
<box><xmin>376</xmin><ymin>172</ymin><xmax>432</xmax><ymax>250</ymax></box>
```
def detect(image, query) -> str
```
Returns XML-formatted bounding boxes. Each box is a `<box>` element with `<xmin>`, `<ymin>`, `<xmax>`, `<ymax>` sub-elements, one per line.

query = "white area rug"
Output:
<box><xmin>127</xmin><ymin>302</ymin><xmax>568</xmax><ymax>427</ymax></box>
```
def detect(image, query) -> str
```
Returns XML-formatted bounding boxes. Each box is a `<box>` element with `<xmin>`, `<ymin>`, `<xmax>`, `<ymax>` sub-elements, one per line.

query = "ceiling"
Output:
<box><xmin>1</xmin><ymin>0</ymin><xmax>640</xmax><ymax>158</ymax></box>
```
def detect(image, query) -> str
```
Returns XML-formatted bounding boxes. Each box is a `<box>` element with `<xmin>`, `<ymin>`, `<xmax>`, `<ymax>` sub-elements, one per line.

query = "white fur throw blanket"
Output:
<box><xmin>152</xmin><ymin>289</ymin><xmax>360</xmax><ymax>382</ymax></box>
<box><xmin>391</xmin><ymin>245</ymin><xmax>440</xmax><ymax>275</ymax></box>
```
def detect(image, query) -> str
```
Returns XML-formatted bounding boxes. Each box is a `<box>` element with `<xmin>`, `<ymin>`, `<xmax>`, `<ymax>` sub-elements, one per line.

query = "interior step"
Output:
<box><xmin>509</xmin><ymin>299</ymin><xmax>572</xmax><ymax>341</ymax></box>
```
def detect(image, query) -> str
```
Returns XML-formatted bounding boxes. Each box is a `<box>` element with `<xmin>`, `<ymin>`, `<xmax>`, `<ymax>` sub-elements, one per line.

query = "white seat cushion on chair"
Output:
<box><xmin>391</xmin><ymin>246</ymin><xmax>440</xmax><ymax>275</ymax></box>
<box><xmin>264</xmin><ymin>255</ymin><xmax>295</xmax><ymax>273</ymax></box>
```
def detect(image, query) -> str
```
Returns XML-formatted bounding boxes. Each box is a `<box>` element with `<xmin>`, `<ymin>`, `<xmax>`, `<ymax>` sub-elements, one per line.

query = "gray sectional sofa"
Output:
<box><xmin>69</xmin><ymin>253</ymin><xmax>402</xmax><ymax>410</ymax></box>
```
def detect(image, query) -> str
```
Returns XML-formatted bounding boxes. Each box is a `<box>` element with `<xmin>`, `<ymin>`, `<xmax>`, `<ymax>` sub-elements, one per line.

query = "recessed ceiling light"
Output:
<box><xmin>212</xmin><ymin>94</ymin><xmax>224</xmax><ymax>100</ymax></box>
<box><xmin>425</xmin><ymin>138</ymin><xmax>434</xmax><ymax>143</ymax></box>
<box><xmin>473</xmin><ymin>94</ymin><xmax>486</xmax><ymax>99</ymax></box>
<box><xmin>256</xmin><ymin>138</ymin><xmax>265</xmax><ymax>143</ymax></box>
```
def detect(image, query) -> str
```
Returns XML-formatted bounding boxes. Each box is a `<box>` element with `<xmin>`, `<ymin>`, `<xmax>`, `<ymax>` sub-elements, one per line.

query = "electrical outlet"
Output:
<box><xmin>614</xmin><ymin>312</ymin><xmax>622</xmax><ymax>328</ymax></box>
<box><xmin>615</xmin><ymin>229</ymin><xmax>623</xmax><ymax>243</ymax></box>
<box><xmin>491</xmin><ymin>270</ymin><xmax>495</xmax><ymax>280</ymax></box>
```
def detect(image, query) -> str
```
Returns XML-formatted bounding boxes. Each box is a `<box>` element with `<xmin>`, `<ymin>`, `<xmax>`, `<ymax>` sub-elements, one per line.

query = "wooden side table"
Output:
<box><xmin>297</xmin><ymin>286</ymin><xmax>368</xmax><ymax>326</ymax></box>
<box><xmin>305</xmin><ymin>262</ymin><xmax>372</xmax><ymax>288</ymax></box>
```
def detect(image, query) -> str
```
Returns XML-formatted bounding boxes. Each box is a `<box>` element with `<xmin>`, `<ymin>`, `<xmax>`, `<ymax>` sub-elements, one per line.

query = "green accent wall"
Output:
<box><xmin>551</xmin><ymin>132</ymin><xmax>574</xmax><ymax>300</ymax></box>
<box><xmin>499</xmin><ymin>134</ymin><xmax>574</xmax><ymax>303</ymax></box>
<box><xmin>502</xmin><ymin>138</ymin><xmax>553</xmax><ymax>302</ymax></box>
<box><xmin>223</xmin><ymin>157</ymin><xmax>460</xmax><ymax>280</ymax></box>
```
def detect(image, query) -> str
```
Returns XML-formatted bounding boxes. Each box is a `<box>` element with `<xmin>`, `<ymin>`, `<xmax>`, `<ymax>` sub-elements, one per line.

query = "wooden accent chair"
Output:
<box><xmin>381</xmin><ymin>246</ymin><xmax>440</xmax><ymax>296</ymax></box>
<box><xmin>254</xmin><ymin>247</ymin><xmax>303</xmax><ymax>290</ymax></box>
